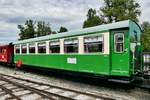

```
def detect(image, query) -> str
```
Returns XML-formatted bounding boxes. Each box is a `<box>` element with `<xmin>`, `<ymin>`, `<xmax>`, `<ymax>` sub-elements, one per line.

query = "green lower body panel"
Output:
<box><xmin>14</xmin><ymin>54</ymin><xmax>131</xmax><ymax>77</ymax></box>
<box><xmin>14</xmin><ymin>54</ymin><xmax>110</xmax><ymax>75</ymax></box>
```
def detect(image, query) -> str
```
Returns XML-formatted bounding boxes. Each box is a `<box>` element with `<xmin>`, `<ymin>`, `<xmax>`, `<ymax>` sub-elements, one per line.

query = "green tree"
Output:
<box><xmin>58</xmin><ymin>26</ymin><xmax>68</xmax><ymax>33</ymax></box>
<box><xmin>18</xmin><ymin>25</ymin><xmax>26</xmax><ymax>40</ymax></box>
<box><xmin>45</xmin><ymin>23</ymin><xmax>52</xmax><ymax>35</ymax></box>
<box><xmin>141</xmin><ymin>22</ymin><xmax>150</xmax><ymax>51</ymax></box>
<box><xmin>83</xmin><ymin>8</ymin><xmax>104</xmax><ymax>28</ymax></box>
<box><xmin>25</xmin><ymin>20</ymin><xmax>35</xmax><ymax>38</ymax></box>
<box><xmin>18</xmin><ymin>20</ymin><xmax>52</xmax><ymax>40</ymax></box>
<box><xmin>36</xmin><ymin>21</ymin><xmax>51</xmax><ymax>36</ymax></box>
<box><xmin>18</xmin><ymin>20</ymin><xmax>35</xmax><ymax>40</ymax></box>
<box><xmin>101</xmin><ymin>0</ymin><xmax>141</xmax><ymax>23</ymax></box>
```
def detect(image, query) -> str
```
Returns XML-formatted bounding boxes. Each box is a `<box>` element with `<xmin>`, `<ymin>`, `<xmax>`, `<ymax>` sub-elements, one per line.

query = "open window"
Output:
<box><xmin>38</xmin><ymin>42</ymin><xmax>46</xmax><ymax>53</ymax></box>
<box><xmin>15</xmin><ymin>45</ymin><xmax>20</xmax><ymax>54</ymax></box>
<box><xmin>114</xmin><ymin>33</ymin><xmax>124</xmax><ymax>53</ymax></box>
<box><xmin>49</xmin><ymin>41</ymin><xmax>60</xmax><ymax>53</ymax></box>
<box><xmin>84</xmin><ymin>35</ymin><xmax>103</xmax><ymax>53</ymax></box>
<box><xmin>21</xmin><ymin>44</ymin><xmax>27</xmax><ymax>54</ymax></box>
<box><xmin>29</xmin><ymin>43</ymin><xmax>35</xmax><ymax>53</ymax></box>
<box><xmin>64</xmin><ymin>38</ymin><xmax>78</xmax><ymax>53</ymax></box>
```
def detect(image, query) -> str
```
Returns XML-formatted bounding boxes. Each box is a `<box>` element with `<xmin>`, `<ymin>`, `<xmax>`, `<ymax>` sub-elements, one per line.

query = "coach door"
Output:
<box><xmin>111</xmin><ymin>30</ymin><xmax>130</xmax><ymax>76</ymax></box>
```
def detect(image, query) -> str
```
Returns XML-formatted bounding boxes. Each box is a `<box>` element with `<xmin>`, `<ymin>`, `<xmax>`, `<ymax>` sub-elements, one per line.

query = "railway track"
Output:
<box><xmin>0</xmin><ymin>73</ymin><xmax>114</xmax><ymax>100</ymax></box>
<box><xmin>132</xmin><ymin>78</ymin><xmax>150</xmax><ymax>90</ymax></box>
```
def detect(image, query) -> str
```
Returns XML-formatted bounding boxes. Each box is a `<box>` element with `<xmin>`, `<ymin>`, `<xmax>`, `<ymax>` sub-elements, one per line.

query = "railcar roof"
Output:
<box><xmin>13</xmin><ymin>20</ymin><xmax>141</xmax><ymax>44</ymax></box>
<box><xmin>0</xmin><ymin>45</ymin><xmax>9</xmax><ymax>48</ymax></box>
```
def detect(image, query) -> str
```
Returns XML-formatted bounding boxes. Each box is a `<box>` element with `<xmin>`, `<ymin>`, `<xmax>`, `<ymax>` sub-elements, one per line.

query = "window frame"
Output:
<box><xmin>29</xmin><ymin>43</ymin><xmax>36</xmax><ymax>54</ymax></box>
<box><xmin>64</xmin><ymin>38</ymin><xmax>78</xmax><ymax>54</ymax></box>
<box><xmin>38</xmin><ymin>42</ymin><xmax>46</xmax><ymax>54</ymax></box>
<box><xmin>15</xmin><ymin>45</ymin><xmax>20</xmax><ymax>54</ymax></box>
<box><xmin>21</xmin><ymin>44</ymin><xmax>27</xmax><ymax>54</ymax></box>
<box><xmin>49</xmin><ymin>40</ymin><xmax>60</xmax><ymax>54</ymax></box>
<box><xmin>134</xmin><ymin>30</ymin><xmax>138</xmax><ymax>43</ymax></box>
<box><xmin>114</xmin><ymin>32</ymin><xmax>124</xmax><ymax>53</ymax></box>
<box><xmin>83</xmin><ymin>35</ymin><xmax>104</xmax><ymax>54</ymax></box>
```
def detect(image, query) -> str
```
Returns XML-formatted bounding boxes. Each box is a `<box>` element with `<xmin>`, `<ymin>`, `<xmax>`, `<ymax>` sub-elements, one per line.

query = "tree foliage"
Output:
<box><xmin>25</xmin><ymin>20</ymin><xmax>35</xmax><ymax>38</ymax></box>
<box><xmin>18</xmin><ymin>25</ymin><xmax>26</xmax><ymax>40</ymax></box>
<box><xmin>18</xmin><ymin>20</ymin><xmax>52</xmax><ymax>40</ymax></box>
<box><xmin>36</xmin><ymin>21</ymin><xmax>51</xmax><ymax>37</ymax></box>
<box><xmin>83</xmin><ymin>0</ymin><xmax>140</xmax><ymax>28</ymax></box>
<box><xmin>141</xmin><ymin>22</ymin><xmax>150</xmax><ymax>51</ymax></box>
<box><xmin>18</xmin><ymin>20</ymin><xmax>35</xmax><ymax>40</ymax></box>
<box><xmin>83</xmin><ymin>8</ymin><xmax>104</xmax><ymax>28</ymax></box>
<box><xmin>101</xmin><ymin>0</ymin><xmax>141</xmax><ymax>23</ymax></box>
<box><xmin>58</xmin><ymin>26</ymin><xmax>68</xmax><ymax>33</ymax></box>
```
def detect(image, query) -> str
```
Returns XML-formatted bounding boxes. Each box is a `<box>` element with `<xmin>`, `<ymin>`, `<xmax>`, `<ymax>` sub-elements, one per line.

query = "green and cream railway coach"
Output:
<box><xmin>13</xmin><ymin>20</ymin><xmax>142</xmax><ymax>82</ymax></box>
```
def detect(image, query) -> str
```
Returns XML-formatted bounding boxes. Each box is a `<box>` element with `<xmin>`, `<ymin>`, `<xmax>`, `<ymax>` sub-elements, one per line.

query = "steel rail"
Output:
<box><xmin>0</xmin><ymin>73</ymin><xmax>114</xmax><ymax>100</ymax></box>
<box><xmin>0</xmin><ymin>84</ymin><xmax>21</xmax><ymax>100</ymax></box>
<box><xmin>0</xmin><ymin>76</ymin><xmax>75</xmax><ymax>100</ymax></box>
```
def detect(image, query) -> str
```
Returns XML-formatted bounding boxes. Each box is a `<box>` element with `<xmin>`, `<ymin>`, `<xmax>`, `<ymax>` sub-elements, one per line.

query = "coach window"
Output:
<box><xmin>21</xmin><ymin>44</ymin><xmax>27</xmax><ymax>54</ymax></box>
<box><xmin>134</xmin><ymin>31</ymin><xmax>138</xmax><ymax>43</ymax></box>
<box><xmin>29</xmin><ymin>43</ymin><xmax>35</xmax><ymax>53</ymax></box>
<box><xmin>2</xmin><ymin>49</ymin><xmax>7</xmax><ymax>54</ymax></box>
<box><xmin>114</xmin><ymin>33</ymin><xmax>124</xmax><ymax>53</ymax></box>
<box><xmin>15</xmin><ymin>45</ymin><xmax>20</xmax><ymax>54</ymax></box>
<box><xmin>0</xmin><ymin>48</ymin><xmax>2</xmax><ymax>53</ymax></box>
<box><xmin>49</xmin><ymin>41</ymin><xmax>60</xmax><ymax>53</ymax></box>
<box><xmin>38</xmin><ymin>42</ymin><xmax>46</xmax><ymax>53</ymax></box>
<box><xmin>84</xmin><ymin>35</ymin><xmax>103</xmax><ymax>53</ymax></box>
<box><xmin>64</xmin><ymin>38</ymin><xmax>78</xmax><ymax>53</ymax></box>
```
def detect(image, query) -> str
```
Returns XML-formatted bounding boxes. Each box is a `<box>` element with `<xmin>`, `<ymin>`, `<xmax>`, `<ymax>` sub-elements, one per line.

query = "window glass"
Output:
<box><xmin>1</xmin><ymin>49</ymin><xmax>2</xmax><ymax>54</ymax></box>
<box><xmin>115</xmin><ymin>33</ymin><xmax>124</xmax><ymax>53</ymax></box>
<box><xmin>84</xmin><ymin>35</ymin><xmax>103</xmax><ymax>53</ymax></box>
<box><xmin>38</xmin><ymin>42</ymin><xmax>46</xmax><ymax>53</ymax></box>
<box><xmin>2</xmin><ymin>49</ymin><xmax>7</xmax><ymax>54</ymax></box>
<box><xmin>29</xmin><ymin>43</ymin><xmax>35</xmax><ymax>53</ymax></box>
<box><xmin>0</xmin><ymin>48</ymin><xmax>2</xmax><ymax>53</ymax></box>
<box><xmin>134</xmin><ymin>31</ymin><xmax>138</xmax><ymax>42</ymax></box>
<box><xmin>15</xmin><ymin>45</ymin><xmax>20</xmax><ymax>54</ymax></box>
<box><xmin>64</xmin><ymin>38</ymin><xmax>78</xmax><ymax>53</ymax></box>
<box><xmin>49</xmin><ymin>41</ymin><xmax>60</xmax><ymax>53</ymax></box>
<box><xmin>21</xmin><ymin>44</ymin><xmax>27</xmax><ymax>54</ymax></box>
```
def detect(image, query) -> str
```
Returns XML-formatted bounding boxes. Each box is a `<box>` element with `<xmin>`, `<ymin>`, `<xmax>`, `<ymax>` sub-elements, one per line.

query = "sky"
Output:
<box><xmin>0</xmin><ymin>0</ymin><xmax>149</xmax><ymax>44</ymax></box>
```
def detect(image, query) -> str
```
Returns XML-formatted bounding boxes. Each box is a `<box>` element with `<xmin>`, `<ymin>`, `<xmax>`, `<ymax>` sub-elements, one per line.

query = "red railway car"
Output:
<box><xmin>0</xmin><ymin>44</ymin><xmax>14</xmax><ymax>64</ymax></box>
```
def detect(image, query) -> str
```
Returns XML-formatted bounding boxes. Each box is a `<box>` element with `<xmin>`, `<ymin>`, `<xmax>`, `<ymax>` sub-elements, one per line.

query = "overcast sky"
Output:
<box><xmin>0</xmin><ymin>0</ymin><xmax>149</xmax><ymax>44</ymax></box>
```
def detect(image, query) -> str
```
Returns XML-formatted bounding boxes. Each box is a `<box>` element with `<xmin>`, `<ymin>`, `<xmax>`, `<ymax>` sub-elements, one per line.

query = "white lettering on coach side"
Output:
<box><xmin>67</xmin><ymin>58</ymin><xmax>77</xmax><ymax>64</ymax></box>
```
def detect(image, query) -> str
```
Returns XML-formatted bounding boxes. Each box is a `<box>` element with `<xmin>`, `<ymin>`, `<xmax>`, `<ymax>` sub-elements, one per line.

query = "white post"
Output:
<box><xmin>27</xmin><ymin>43</ymin><xmax>29</xmax><ymax>54</ymax></box>
<box><xmin>103</xmin><ymin>32</ymin><xmax>110</xmax><ymax>54</ymax></box>
<box><xmin>19</xmin><ymin>44</ymin><xmax>22</xmax><ymax>54</ymax></box>
<box><xmin>78</xmin><ymin>36</ymin><xmax>84</xmax><ymax>54</ymax></box>
<box><xmin>46</xmin><ymin>41</ymin><xmax>49</xmax><ymax>54</ymax></box>
<box><xmin>35</xmin><ymin>42</ymin><xmax>38</xmax><ymax>54</ymax></box>
<box><xmin>60</xmin><ymin>39</ymin><xmax>64</xmax><ymax>54</ymax></box>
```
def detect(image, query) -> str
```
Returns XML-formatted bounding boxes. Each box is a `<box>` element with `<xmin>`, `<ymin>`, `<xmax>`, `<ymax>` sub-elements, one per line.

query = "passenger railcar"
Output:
<box><xmin>13</xmin><ymin>20</ymin><xmax>142</xmax><ymax>82</ymax></box>
<box><xmin>0</xmin><ymin>44</ymin><xmax>14</xmax><ymax>64</ymax></box>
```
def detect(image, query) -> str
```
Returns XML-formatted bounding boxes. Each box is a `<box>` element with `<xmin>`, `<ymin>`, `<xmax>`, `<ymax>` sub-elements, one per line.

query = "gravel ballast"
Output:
<box><xmin>0</xmin><ymin>65</ymin><xmax>149</xmax><ymax>100</ymax></box>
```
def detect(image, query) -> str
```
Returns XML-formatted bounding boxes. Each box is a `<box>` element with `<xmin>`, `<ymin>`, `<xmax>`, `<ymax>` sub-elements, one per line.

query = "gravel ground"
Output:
<box><xmin>0</xmin><ymin>65</ymin><xmax>149</xmax><ymax>100</ymax></box>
